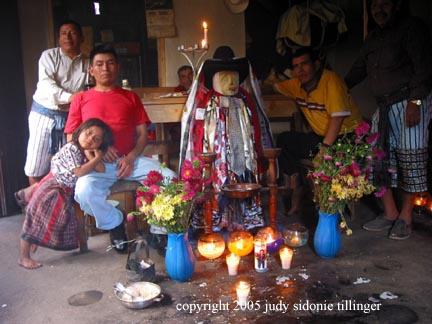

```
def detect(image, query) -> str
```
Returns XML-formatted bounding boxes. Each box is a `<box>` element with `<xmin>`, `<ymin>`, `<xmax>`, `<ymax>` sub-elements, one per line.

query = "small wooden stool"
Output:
<box><xmin>75</xmin><ymin>180</ymin><xmax>149</xmax><ymax>252</ymax></box>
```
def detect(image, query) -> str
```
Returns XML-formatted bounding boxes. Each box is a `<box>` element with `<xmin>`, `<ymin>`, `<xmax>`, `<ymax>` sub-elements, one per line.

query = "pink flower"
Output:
<box><xmin>182</xmin><ymin>159</ymin><xmax>192</xmax><ymax>169</ymax></box>
<box><xmin>192</xmin><ymin>169</ymin><xmax>202</xmax><ymax>180</ymax></box>
<box><xmin>321</xmin><ymin>175</ymin><xmax>332</xmax><ymax>182</ymax></box>
<box><xmin>323</xmin><ymin>155</ymin><xmax>333</xmax><ymax>161</ymax></box>
<box><xmin>374</xmin><ymin>186</ymin><xmax>387</xmax><ymax>197</ymax></box>
<box><xmin>144</xmin><ymin>170</ymin><xmax>163</xmax><ymax>186</ymax></box>
<box><xmin>141</xmin><ymin>191</ymin><xmax>154</xmax><ymax>204</ymax></box>
<box><xmin>366</xmin><ymin>133</ymin><xmax>379</xmax><ymax>145</ymax></box>
<box><xmin>349</xmin><ymin>161</ymin><xmax>361</xmax><ymax>177</ymax></box>
<box><xmin>126</xmin><ymin>213</ymin><xmax>135</xmax><ymax>222</ymax></box>
<box><xmin>372</xmin><ymin>148</ymin><xmax>386</xmax><ymax>160</ymax></box>
<box><xmin>355</xmin><ymin>121</ymin><xmax>371</xmax><ymax>137</ymax></box>
<box><xmin>181</xmin><ymin>165</ymin><xmax>193</xmax><ymax>180</ymax></box>
<box><xmin>328</xmin><ymin>197</ymin><xmax>336</xmax><ymax>202</ymax></box>
<box><xmin>182</xmin><ymin>190</ymin><xmax>196</xmax><ymax>201</ymax></box>
<box><xmin>312</xmin><ymin>171</ymin><xmax>324</xmax><ymax>178</ymax></box>
<box><xmin>149</xmin><ymin>184</ymin><xmax>160</xmax><ymax>194</ymax></box>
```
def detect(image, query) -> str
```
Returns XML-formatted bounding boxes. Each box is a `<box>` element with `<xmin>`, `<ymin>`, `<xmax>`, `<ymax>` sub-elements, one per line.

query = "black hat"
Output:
<box><xmin>202</xmin><ymin>46</ymin><xmax>249</xmax><ymax>89</ymax></box>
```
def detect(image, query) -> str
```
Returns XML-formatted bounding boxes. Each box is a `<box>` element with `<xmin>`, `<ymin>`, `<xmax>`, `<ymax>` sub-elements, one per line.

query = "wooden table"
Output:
<box><xmin>140</xmin><ymin>91</ymin><xmax>297</xmax><ymax>135</ymax></box>
<box><xmin>138</xmin><ymin>90</ymin><xmax>298</xmax><ymax>167</ymax></box>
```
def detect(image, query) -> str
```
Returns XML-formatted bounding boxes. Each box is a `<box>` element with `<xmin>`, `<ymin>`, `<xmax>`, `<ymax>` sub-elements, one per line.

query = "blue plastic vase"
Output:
<box><xmin>313</xmin><ymin>211</ymin><xmax>342</xmax><ymax>258</ymax></box>
<box><xmin>165</xmin><ymin>232</ymin><xmax>196</xmax><ymax>282</ymax></box>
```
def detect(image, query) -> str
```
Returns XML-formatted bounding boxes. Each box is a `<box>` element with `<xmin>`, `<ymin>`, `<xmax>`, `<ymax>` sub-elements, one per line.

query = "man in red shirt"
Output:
<box><xmin>65</xmin><ymin>44</ymin><xmax>175</xmax><ymax>252</ymax></box>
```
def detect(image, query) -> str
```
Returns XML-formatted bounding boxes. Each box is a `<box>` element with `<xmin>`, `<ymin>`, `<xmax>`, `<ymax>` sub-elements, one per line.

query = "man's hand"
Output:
<box><xmin>116</xmin><ymin>155</ymin><xmax>134</xmax><ymax>179</ymax></box>
<box><xmin>406</xmin><ymin>101</ymin><xmax>421</xmax><ymax>127</ymax></box>
<box><xmin>103</xmin><ymin>146</ymin><xmax>120</xmax><ymax>163</ymax></box>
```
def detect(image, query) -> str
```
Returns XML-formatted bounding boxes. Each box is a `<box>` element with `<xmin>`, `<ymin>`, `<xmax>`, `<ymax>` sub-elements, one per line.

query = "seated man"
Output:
<box><xmin>274</xmin><ymin>47</ymin><xmax>362</xmax><ymax>216</ymax></box>
<box><xmin>180</xmin><ymin>46</ymin><xmax>273</xmax><ymax>232</ymax></box>
<box><xmin>64</xmin><ymin>44</ymin><xmax>176</xmax><ymax>252</ymax></box>
<box><xmin>174</xmin><ymin>65</ymin><xmax>193</xmax><ymax>92</ymax></box>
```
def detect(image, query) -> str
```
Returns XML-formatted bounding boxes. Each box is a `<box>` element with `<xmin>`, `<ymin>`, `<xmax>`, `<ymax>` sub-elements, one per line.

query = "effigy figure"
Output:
<box><xmin>180</xmin><ymin>46</ymin><xmax>274</xmax><ymax>232</ymax></box>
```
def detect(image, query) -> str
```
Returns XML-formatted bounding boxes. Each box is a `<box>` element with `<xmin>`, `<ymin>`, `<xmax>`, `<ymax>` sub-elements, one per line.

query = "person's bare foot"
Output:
<box><xmin>18</xmin><ymin>257</ymin><xmax>42</xmax><ymax>270</ymax></box>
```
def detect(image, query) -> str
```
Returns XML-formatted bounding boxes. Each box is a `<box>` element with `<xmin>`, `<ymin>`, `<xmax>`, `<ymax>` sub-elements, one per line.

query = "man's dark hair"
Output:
<box><xmin>292</xmin><ymin>47</ymin><xmax>319</xmax><ymax>62</ymax></box>
<box><xmin>177</xmin><ymin>65</ymin><xmax>192</xmax><ymax>76</ymax></box>
<box><xmin>90</xmin><ymin>44</ymin><xmax>118</xmax><ymax>65</ymax></box>
<box><xmin>58</xmin><ymin>20</ymin><xmax>83</xmax><ymax>37</ymax></box>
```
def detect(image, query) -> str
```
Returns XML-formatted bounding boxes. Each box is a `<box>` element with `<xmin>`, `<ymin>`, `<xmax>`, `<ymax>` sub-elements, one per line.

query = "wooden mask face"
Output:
<box><xmin>212</xmin><ymin>70</ymin><xmax>239</xmax><ymax>96</ymax></box>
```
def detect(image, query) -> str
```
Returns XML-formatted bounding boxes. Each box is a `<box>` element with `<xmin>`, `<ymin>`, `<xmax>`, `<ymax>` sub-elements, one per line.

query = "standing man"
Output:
<box><xmin>65</xmin><ymin>44</ymin><xmax>175</xmax><ymax>252</ymax></box>
<box><xmin>174</xmin><ymin>65</ymin><xmax>193</xmax><ymax>92</ymax></box>
<box><xmin>345</xmin><ymin>0</ymin><xmax>432</xmax><ymax>240</ymax></box>
<box><xmin>24</xmin><ymin>21</ymin><xmax>89</xmax><ymax>187</ymax></box>
<box><xmin>274</xmin><ymin>47</ymin><xmax>362</xmax><ymax>216</ymax></box>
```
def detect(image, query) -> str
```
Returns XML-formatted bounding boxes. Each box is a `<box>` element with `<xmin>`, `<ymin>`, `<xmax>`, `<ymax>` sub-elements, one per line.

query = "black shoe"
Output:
<box><xmin>109</xmin><ymin>223</ymin><xmax>128</xmax><ymax>253</ymax></box>
<box><xmin>148</xmin><ymin>233</ymin><xmax>167</xmax><ymax>256</ymax></box>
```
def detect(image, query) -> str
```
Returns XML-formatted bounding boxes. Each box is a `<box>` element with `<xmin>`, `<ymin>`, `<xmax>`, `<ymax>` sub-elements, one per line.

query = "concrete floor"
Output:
<box><xmin>1</xmin><ymin>193</ymin><xmax>432</xmax><ymax>324</ymax></box>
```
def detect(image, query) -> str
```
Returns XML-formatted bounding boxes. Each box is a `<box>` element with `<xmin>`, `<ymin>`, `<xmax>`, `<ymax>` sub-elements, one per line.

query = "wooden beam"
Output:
<box><xmin>157</xmin><ymin>38</ymin><xmax>166</xmax><ymax>86</ymax></box>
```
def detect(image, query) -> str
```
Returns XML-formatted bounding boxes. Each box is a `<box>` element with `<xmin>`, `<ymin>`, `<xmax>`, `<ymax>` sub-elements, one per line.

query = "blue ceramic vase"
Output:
<box><xmin>165</xmin><ymin>232</ymin><xmax>195</xmax><ymax>282</ymax></box>
<box><xmin>313</xmin><ymin>211</ymin><xmax>342</xmax><ymax>258</ymax></box>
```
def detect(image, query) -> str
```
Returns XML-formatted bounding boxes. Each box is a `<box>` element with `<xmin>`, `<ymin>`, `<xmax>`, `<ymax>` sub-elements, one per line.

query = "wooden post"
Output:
<box><xmin>198</xmin><ymin>153</ymin><xmax>216</xmax><ymax>234</ymax></box>
<box><xmin>263</xmin><ymin>148</ymin><xmax>281</xmax><ymax>230</ymax></box>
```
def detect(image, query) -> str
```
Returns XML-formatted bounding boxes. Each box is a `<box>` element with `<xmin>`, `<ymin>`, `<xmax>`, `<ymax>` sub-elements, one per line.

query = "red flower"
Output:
<box><xmin>321</xmin><ymin>175</ymin><xmax>332</xmax><ymax>182</ymax></box>
<box><xmin>374</xmin><ymin>186</ymin><xmax>387</xmax><ymax>197</ymax></box>
<box><xmin>355</xmin><ymin>121</ymin><xmax>371</xmax><ymax>137</ymax></box>
<box><xmin>372</xmin><ymin>148</ymin><xmax>386</xmax><ymax>160</ymax></box>
<box><xmin>144</xmin><ymin>170</ymin><xmax>163</xmax><ymax>186</ymax></box>
<box><xmin>366</xmin><ymin>133</ymin><xmax>379</xmax><ymax>145</ymax></box>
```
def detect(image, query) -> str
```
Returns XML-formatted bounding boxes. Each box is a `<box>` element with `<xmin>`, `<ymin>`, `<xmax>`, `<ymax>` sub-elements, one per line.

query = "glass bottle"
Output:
<box><xmin>122</xmin><ymin>79</ymin><xmax>132</xmax><ymax>90</ymax></box>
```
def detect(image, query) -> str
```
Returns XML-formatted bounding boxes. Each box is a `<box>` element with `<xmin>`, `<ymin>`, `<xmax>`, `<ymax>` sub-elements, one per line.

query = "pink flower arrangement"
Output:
<box><xmin>308</xmin><ymin>122</ymin><xmax>386</xmax><ymax>234</ymax></box>
<box><xmin>127</xmin><ymin>157</ymin><xmax>208</xmax><ymax>233</ymax></box>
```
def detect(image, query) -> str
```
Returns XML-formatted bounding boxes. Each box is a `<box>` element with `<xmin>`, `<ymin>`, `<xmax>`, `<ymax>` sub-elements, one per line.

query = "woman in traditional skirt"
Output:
<box><xmin>18</xmin><ymin>118</ymin><xmax>113</xmax><ymax>269</ymax></box>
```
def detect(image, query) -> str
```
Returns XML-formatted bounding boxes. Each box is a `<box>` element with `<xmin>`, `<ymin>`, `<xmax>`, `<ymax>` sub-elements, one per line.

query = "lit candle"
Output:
<box><xmin>226</xmin><ymin>253</ymin><xmax>240</xmax><ymax>276</ymax></box>
<box><xmin>236</xmin><ymin>239</ymin><xmax>244</xmax><ymax>250</ymax></box>
<box><xmin>279</xmin><ymin>246</ymin><xmax>293</xmax><ymax>269</ymax></box>
<box><xmin>203</xmin><ymin>21</ymin><xmax>208</xmax><ymax>44</ymax></box>
<box><xmin>414</xmin><ymin>193</ymin><xmax>428</xmax><ymax>207</ymax></box>
<box><xmin>291</xmin><ymin>235</ymin><xmax>300</xmax><ymax>246</ymax></box>
<box><xmin>201</xmin><ymin>39</ymin><xmax>207</xmax><ymax>49</ymax></box>
<box><xmin>236</xmin><ymin>281</ymin><xmax>250</xmax><ymax>307</ymax></box>
<box><xmin>197</xmin><ymin>241</ymin><xmax>225</xmax><ymax>259</ymax></box>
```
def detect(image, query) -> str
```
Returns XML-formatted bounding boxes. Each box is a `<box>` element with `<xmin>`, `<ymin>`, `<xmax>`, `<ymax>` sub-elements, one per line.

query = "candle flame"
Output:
<box><xmin>203</xmin><ymin>21</ymin><xmax>208</xmax><ymax>29</ymax></box>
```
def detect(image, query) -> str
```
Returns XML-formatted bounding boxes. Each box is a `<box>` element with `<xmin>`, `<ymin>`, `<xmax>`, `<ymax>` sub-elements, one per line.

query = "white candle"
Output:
<box><xmin>236</xmin><ymin>281</ymin><xmax>250</xmax><ymax>307</ymax></box>
<box><xmin>201</xmin><ymin>39</ymin><xmax>207</xmax><ymax>49</ymax></box>
<box><xmin>279</xmin><ymin>246</ymin><xmax>293</xmax><ymax>269</ymax></box>
<box><xmin>226</xmin><ymin>253</ymin><xmax>240</xmax><ymax>276</ymax></box>
<box><xmin>203</xmin><ymin>21</ymin><xmax>208</xmax><ymax>44</ymax></box>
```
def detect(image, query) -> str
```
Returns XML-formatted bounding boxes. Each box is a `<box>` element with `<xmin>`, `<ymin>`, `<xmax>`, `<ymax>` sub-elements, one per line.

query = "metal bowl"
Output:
<box><xmin>114</xmin><ymin>282</ymin><xmax>163</xmax><ymax>309</ymax></box>
<box><xmin>221</xmin><ymin>183</ymin><xmax>262</xmax><ymax>198</ymax></box>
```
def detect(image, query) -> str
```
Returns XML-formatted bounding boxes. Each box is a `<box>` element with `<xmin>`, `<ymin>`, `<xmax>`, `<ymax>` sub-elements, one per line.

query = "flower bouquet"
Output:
<box><xmin>308</xmin><ymin>121</ymin><xmax>385</xmax><ymax>234</ymax></box>
<box><xmin>127</xmin><ymin>157</ymin><xmax>207</xmax><ymax>233</ymax></box>
<box><xmin>128</xmin><ymin>157</ymin><xmax>208</xmax><ymax>282</ymax></box>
